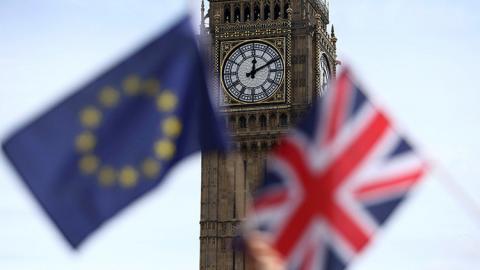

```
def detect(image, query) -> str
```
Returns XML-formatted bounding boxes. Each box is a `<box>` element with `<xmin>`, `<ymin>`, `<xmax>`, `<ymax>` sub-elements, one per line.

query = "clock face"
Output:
<box><xmin>319</xmin><ymin>54</ymin><xmax>331</xmax><ymax>93</ymax></box>
<box><xmin>222</xmin><ymin>41</ymin><xmax>284</xmax><ymax>103</ymax></box>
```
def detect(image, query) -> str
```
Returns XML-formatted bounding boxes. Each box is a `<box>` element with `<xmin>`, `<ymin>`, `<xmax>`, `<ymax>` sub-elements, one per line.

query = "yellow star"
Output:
<box><xmin>80</xmin><ymin>106</ymin><xmax>102</xmax><ymax>128</ymax></box>
<box><xmin>155</xmin><ymin>139</ymin><xmax>176</xmax><ymax>160</ymax></box>
<box><xmin>119</xmin><ymin>166</ymin><xmax>138</xmax><ymax>188</ymax></box>
<box><xmin>98</xmin><ymin>166</ymin><xmax>116</xmax><ymax>187</ymax></box>
<box><xmin>162</xmin><ymin>117</ymin><xmax>182</xmax><ymax>138</ymax></box>
<box><xmin>156</xmin><ymin>91</ymin><xmax>178</xmax><ymax>112</ymax></box>
<box><xmin>142</xmin><ymin>158</ymin><xmax>161</xmax><ymax>179</ymax></box>
<box><xmin>98</xmin><ymin>87</ymin><xmax>120</xmax><ymax>108</ymax></box>
<box><xmin>143</xmin><ymin>79</ymin><xmax>160</xmax><ymax>96</ymax></box>
<box><xmin>123</xmin><ymin>75</ymin><xmax>141</xmax><ymax>95</ymax></box>
<box><xmin>75</xmin><ymin>132</ymin><xmax>96</xmax><ymax>153</ymax></box>
<box><xmin>79</xmin><ymin>154</ymin><xmax>99</xmax><ymax>175</ymax></box>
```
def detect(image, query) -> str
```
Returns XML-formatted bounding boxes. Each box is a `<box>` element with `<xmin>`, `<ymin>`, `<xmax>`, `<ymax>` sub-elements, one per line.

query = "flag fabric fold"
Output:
<box><xmin>2</xmin><ymin>16</ymin><xmax>228</xmax><ymax>248</ymax></box>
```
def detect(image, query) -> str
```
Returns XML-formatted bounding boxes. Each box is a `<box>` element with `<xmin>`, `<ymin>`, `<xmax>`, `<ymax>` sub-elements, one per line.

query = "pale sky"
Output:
<box><xmin>0</xmin><ymin>0</ymin><xmax>479</xmax><ymax>269</ymax></box>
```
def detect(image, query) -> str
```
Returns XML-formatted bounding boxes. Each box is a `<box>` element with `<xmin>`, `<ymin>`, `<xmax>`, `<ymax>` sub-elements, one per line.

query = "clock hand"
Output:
<box><xmin>255</xmin><ymin>57</ymin><xmax>280</xmax><ymax>73</ymax></box>
<box><xmin>246</xmin><ymin>57</ymin><xmax>258</xmax><ymax>78</ymax></box>
<box><xmin>247</xmin><ymin>57</ymin><xmax>280</xmax><ymax>78</ymax></box>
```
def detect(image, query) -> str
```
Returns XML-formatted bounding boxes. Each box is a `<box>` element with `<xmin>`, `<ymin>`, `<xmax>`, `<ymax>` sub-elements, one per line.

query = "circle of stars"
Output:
<box><xmin>75</xmin><ymin>74</ymin><xmax>182</xmax><ymax>189</ymax></box>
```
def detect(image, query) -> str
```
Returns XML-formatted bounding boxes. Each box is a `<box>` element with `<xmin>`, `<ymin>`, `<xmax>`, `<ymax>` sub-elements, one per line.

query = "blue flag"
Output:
<box><xmin>2</xmin><ymin>16</ymin><xmax>228</xmax><ymax>248</ymax></box>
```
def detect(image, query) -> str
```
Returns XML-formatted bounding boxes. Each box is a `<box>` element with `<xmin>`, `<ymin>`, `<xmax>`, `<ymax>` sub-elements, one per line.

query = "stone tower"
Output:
<box><xmin>199</xmin><ymin>0</ymin><xmax>337</xmax><ymax>269</ymax></box>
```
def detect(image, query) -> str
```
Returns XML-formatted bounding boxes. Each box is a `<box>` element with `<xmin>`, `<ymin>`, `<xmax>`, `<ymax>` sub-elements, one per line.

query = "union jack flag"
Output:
<box><xmin>246</xmin><ymin>69</ymin><xmax>428</xmax><ymax>270</ymax></box>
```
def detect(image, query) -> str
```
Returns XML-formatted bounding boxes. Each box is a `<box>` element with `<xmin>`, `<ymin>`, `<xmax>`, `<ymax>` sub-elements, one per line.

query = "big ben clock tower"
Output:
<box><xmin>199</xmin><ymin>0</ymin><xmax>337</xmax><ymax>269</ymax></box>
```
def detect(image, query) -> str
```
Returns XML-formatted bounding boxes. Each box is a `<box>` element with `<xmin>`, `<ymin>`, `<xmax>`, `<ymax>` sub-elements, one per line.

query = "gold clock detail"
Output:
<box><xmin>222</xmin><ymin>41</ymin><xmax>284</xmax><ymax>103</ymax></box>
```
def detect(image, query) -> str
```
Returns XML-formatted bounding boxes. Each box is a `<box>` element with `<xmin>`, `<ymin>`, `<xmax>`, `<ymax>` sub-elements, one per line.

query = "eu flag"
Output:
<box><xmin>2</xmin><ymin>16</ymin><xmax>228</xmax><ymax>248</ymax></box>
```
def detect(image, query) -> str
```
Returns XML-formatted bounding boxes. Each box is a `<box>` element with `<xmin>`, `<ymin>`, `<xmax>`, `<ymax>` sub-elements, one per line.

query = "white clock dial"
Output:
<box><xmin>319</xmin><ymin>54</ymin><xmax>331</xmax><ymax>93</ymax></box>
<box><xmin>222</xmin><ymin>41</ymin><xmax>284</xmax><ymax>103</ymax></box>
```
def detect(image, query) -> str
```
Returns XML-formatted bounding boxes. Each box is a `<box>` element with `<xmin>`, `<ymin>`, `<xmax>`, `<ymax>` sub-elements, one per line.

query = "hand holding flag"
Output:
<box><xmin>245</xmin><ymin>232</ymin><xmax>286</xmax><ymax>270</ymax></box>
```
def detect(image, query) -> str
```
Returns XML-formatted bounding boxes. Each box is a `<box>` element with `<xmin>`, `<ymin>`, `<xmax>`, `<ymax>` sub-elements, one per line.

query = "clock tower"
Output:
<box><xmin>199</xmin><ymin>0</ymin><xmax>337</xmax><ymax>269</ymax></box>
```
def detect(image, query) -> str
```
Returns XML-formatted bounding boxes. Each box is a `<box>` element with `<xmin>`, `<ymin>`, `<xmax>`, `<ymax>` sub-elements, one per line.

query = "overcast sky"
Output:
<box><xmin>0</xmin><ymin>0</ymin><xmax>479</xmax><ymax>269</ymax></box>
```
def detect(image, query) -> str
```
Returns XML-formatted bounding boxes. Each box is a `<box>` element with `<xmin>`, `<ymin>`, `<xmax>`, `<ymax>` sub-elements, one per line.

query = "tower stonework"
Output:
<box><xmin>199</xmin><ymin>1</ymin><xmax>337</xmax><ymax>269</ymax></box>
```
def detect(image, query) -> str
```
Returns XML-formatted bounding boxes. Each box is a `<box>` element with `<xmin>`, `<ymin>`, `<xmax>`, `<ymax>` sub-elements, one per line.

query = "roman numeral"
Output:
<box><xmin>227</xmin><ymin>59</ymin><xmax>238</xmax><ymax>65</ymax></box>
<box><xmin>267</xmin><ymin>78</ymin><xmax>278</xmax><ymax>85</ymax></box>
<box><xmin>260</xmin><ymin>85</ymin><xmax>268</xmax><ymax>95</ymax></box>
<box><xmin>230</xmin><ymin>80</ymin><xmax>240</xmax><ymax>87</ymax></box>
<box><xmin>225</xmin><ymin>72</ymin><xmax>238</xmax><ymax>76</ymax></box>
<box><xmin>240</xmin><ymin>86</ymin><xmax>247</xmax><ymax>94</ymax></box>
<box><xmin>240</xmin><ymin>47</ymin><xmax>246</xmax><ymax>58</ymax></box>
<box><xmin>261</xmin><ymin>47</ymin><xmax>268</xmax><ymax>58</ymax></box>
<box><xmin>269</xmin><ymin>68</ymin><xmax>284</xmax><ymax>73</ymax></box>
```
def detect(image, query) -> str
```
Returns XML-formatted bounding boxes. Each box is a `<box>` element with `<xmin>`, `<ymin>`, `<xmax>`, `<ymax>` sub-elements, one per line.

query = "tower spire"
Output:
<box><xmin>201</xmin><ymin>0</ymin><xmax>205</xmax><ymax>30</ymax></box>
<box><xmin>331</xmin><ymin>25</ymin><xmax>337</xmax><ymax>45</ymax></box>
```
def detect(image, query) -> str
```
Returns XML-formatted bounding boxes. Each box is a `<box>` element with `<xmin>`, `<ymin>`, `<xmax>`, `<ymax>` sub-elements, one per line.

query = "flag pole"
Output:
<box><xmin>431</xmin><ymin>161</ymin><xmax>480</xmax><ymax>226</ymax></box>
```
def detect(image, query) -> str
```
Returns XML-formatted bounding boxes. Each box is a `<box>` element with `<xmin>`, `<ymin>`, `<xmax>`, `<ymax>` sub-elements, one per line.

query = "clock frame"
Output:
<box><xmin>221</xmin><ymin>40</ymin><xmax>285</xmax><ymax>104</ymax></box>
<box><xmin>219</xmin><ymin>37</ymin><xmax>288</xmax><ymax>107</ymax></box>
<box><xmin>318</xmin><ymin>53</ymin><xmax>331</xmax><ymax>94</ymax></box>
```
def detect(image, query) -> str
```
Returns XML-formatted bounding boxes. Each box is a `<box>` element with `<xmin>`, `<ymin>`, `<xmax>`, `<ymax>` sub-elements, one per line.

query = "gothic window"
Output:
<box><xmin>271</xmin><ymin>141</ymin><xmax>278</xmax><ymax>149</ymax></box>
<box><xmin>241</xmin><ymin>143</ymin><xmax>248</xmax><ymax>152</ymax></box>
<box><xmin>284</xmin><ymin>0</ymin><xmax>290</xmax><ymax>19</ymax></box>
<box><xmin>259</xmin><ymin>114</ymin><xmax>267</xmax><ymax>129</ymax></box>
<box><xmin>224</xmin><ymin>5</ymin><xmax>231</xmax><ymax>23</ymax></box>
<box><xmin>239</xmin><ymin>116</ymin><xmax>247</xmax><ymax>129</ymax></box>
<box><xmin>291</xmin><ymin>112</ymin><xmax>298</xmax><ymax>124</ymax></box>
<box><xmin>244</xmin><ymin>3</ymin><xmax>251</xmax><ymax>21</ymax></box>
<box><xmin>234</xmin><ymin>5</ymin><xmax>241</xmax><ymax>22</ymax></box>
<box><xmin>229</xmin><ymin>115</ymin><xmax>236</xmax><ymax>129</ymax></box>
<box><xmin>221</xmin><ymin>238</ymin><xmax>226</xmax><ymax>250</ymax></box>
<box><xmin>280</xmin><ymin>113</ymin><xmax>288</xmax><ymax>127</ymax></box>
<box><xmin>269</xmin><ymin>113</ymin><xmax>277</xmax><ymax>127</ymax></box>
<box><xmin>254</xmin><ymin>2</ymin><xmax>261</xmax><ymax>20</ymax></box>
<box><xmin>264</xmin><ymin>3</ymin><xmax>270</xmax><ymax>19</ymax></box>
<box><xmin>274</xmin><ymin>1</ymin><xmax>281</xmax><ymax>19</ymax></box>
<box><xmin>248</xmin><ymin>115</ymin><xmax>256</xmax><ymax>129</ymax></box>
<box><xmin>261</xmin><ymin>141</ymin><xmax>268</xmax><ymax>151</ymax></box>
